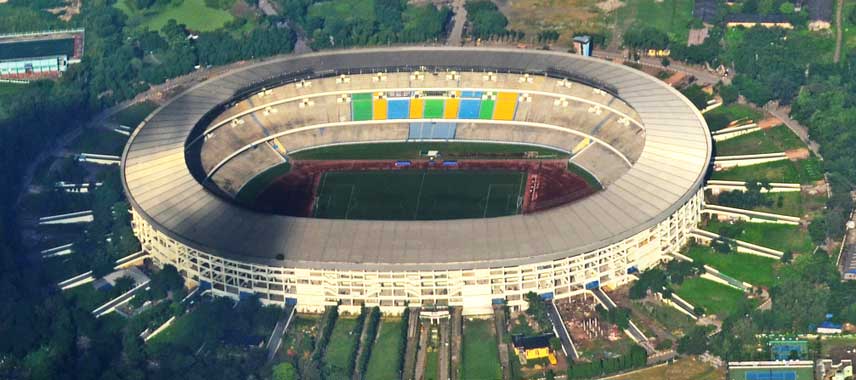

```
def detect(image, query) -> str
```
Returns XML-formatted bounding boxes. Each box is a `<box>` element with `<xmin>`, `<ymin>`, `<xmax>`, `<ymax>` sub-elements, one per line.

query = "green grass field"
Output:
<box><xmin>70</xmin><ymin>128</ymin><xmax>128</xmax><ymax>156</ymax></box>
<box><xmin>704</xmin><ymin>220</ymin><xmax>814</xmax><ymax>254</ymax></box>
<box><xmin>752</xmin><ymin>191</ymin><xmax>803</xmax><ymax>217</ymax></box>
<box><xmin>290</xmin><ymin>142</ymin><xmax>568</xmax><ymax>160</ymax></box>
<box><xmin>365</xmin><ymin>318</ymin><xmax>403</xmax><ymax>380</ymax></box>
<box><xmin>705</xmin><ymin>104</ymin><xmax>765</xmax><ymax>131</ymax></box>
<box><xmin>462</xmin><ymin>319</ymin><xmax>501</xmax><ymax>380</ymax></box>
<box><xmin>313</xmin><ymin>170</ymin><xmax>526</xmax><ymax>220</ymax></box>
<box><xmin>711</xmin><ymin>157</ymin><xmax>824</xmax><ymax>184</ymax></box>
<box><xmin>674</xmin><ymin>277</ymin><xmax>748</xmax><ymax>317</ymax></box>
<box><xmin>110</xmin><ymin>100</ymin><xmax>159</xmax><ymax>128</ymax></box>
<box><xmin>235</xmin><ymin>162</ymin><xmax>291</xmax><ymax>204</ymax></box>
<box><xmin>715</xmin><ymin>125</ymin><xmax>806</xmax><ymax>156</ymax></box>
<box><xmin>425</xmin><ymin>350</ymin><xmax>440</xmax><ymax>380</ymax></box>
<box><xmin>323</xmin><ymin>317</ymin><xmax>360</xmax><ymax>379</ymax></box>
<box><xmin>115</xmin><ymin>0</ymin><xmax>234</xmax><ymax>33</ymax></box>
<box><xmin>613</xmin><ymin>0</ymin><xmax>695</xmax><ymax>42</ymax></box>
<box><xmin>685</xmin><ymin>245</ymin><xmax>777</xmax><ymax>287</ymax></box>
<box><xmin>629</xmin><ymin>300</ymin><xmax>696</xmax><ymax>337</ymax></box>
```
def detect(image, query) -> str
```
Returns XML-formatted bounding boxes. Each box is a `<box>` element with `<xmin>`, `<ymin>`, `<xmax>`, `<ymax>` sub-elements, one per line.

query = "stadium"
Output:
<box><xmin>121</xmin><ymin>47</ymin><xmax>711</xmax><ymax>315</ymax></box>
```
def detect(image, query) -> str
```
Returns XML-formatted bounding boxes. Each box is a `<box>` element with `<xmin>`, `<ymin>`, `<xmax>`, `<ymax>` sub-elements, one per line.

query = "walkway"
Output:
<box><xmin>592</xmin><ymin>50</ymin><xmax>723</xmax><ymax>86</ymax></box>
<box><xmin>446</xmin><ymin>0</ymin><xmax>467</xmax><ymax>47</ymax></box>
<box><xmin>266</xmin><ymin>303</ymin><xmax>296</xmax><ymax>362</ymax></box>
<box><xmin>591</xmin><ymin>288</ymin><xmax>655</xmax><ymax>354</ymax></box>
<box><xmin>546</xmin><ymin>300</ymin><xmax>579</xmax><ymax>360</ymax></box>
<box><xmin>764</xmin><ymin>102</ymin><xmax>822</xmax><ymax>159</ymax></box>
<box><xmin>834</xmin><ymin>0</ymin><xmax>844</xmax><ymax>63</ymax></box>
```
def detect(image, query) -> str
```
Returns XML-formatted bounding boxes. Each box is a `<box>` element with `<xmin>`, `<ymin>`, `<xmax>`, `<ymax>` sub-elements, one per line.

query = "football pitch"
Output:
<box><xmin>312</xmin><ymin>170</ymin><xmax>526</xmax><ymax>220</ymax></box>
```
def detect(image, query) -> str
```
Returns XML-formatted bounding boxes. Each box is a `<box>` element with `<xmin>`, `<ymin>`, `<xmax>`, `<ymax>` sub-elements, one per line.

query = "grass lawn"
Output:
<box><xmin>684</xmin><ymin>245</ymin><xmax>778</xmax><ymax>287</ymax></box>
<box><xmin>613</xmin><ymin>0</ymin><xmax>695</xmax><ymax>42</ymax></box>
<box><xmin>64</xmin><ymin>285</ymin><xmax>112</xmax><ymax>312</ymax></box>
<box><xmin>70</xmin><ymin>128</ymin><xmax>128</xmax><ymax>156</ymax></box>
<box><xmin>365</xmin><ymin>318</ymin><xmax>404</xmax><ymax>380</ymax></box>
<box><xmin>715</xmin><ymin>125</ymin><xmax>806</xmax><ymax>156</ymax></box>
<box><xmin>752</xmin><ymin>191</ymin><xmax>803</xmax><ymax>217</ymax></box>
<box><xmin>109</xmin><ymin>100</ymin><xmax>159</xmax><ymax>128</ymax></box>
<box><xmin>608</xmin><ymin>356</ymin><xmax>725</xmax><ymax>380</ymax></box>
<box><xmin>704</xmin><ymin>220</ymin><xmax>814</xmax><ymax>254</ymax></box>
<box><xmin>630</xmin><ymin>300</ymin><xmax>696</xmax><ymax>337</ymax></box>
<box><xmin>313</xmin><ymin>170</ymin><xmax>526</xmax><ymax>220</ymax></box>
<box><xmin>462</xmin><ymin>319</ymin><xmax>501</xmax><ymax>380</ymax></box>
<box><xmin>0</xmin><ymin>82</ymin><xmax>23</xmax><ymax>96</ymax></box>
<box><xmin>290</xmin><ymin>141</ymin><xmax>568</xmax><ymax>160</ymax></box>
<box><xmin>711</xmin><ymin>157</ymin><xmax>824</xmax><ymax>184</ymax></box>
<box><xmin>705</xmin><ymin>104</ymin><xmax>765</xmax><ymax>131</ymax></box>
<box><xmin>42</xmin><ymin>256</ymin><xmax>81</xmax><ymax>283</ymax></box>
<box><xmin>425</xmin><ymin>350</ymin><xmax>439</xmax><ymax>380</ymax></box>
<box><xmin>674</xmin><ymin>277</ymin><xmax>749</xmax><ymax>317</ymax></box>
<box><xmin>115</xmin><ymin>0</ymin><xmax>234</xmax><ymax>33</ymax></box>
<box><xmin>820</xmin><ymin>335</ymin><xmax>856</xmax><ymax>358</ymax></box>
<box><xmin>500</xmin><ymin>0</ymin><xmax>611</xmax><ymax>46</ymax></box>
<box><xmin>323</xmin><ymin>317</ymin><xmax>360</xmax><ymax>379</ymax></box>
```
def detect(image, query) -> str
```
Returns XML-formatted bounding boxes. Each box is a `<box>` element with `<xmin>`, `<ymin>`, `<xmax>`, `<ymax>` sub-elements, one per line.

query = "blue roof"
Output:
<box><xmin>819</xmin><ymin>321</ymin><xmax>842</xmax><ymax>329</ymax></box>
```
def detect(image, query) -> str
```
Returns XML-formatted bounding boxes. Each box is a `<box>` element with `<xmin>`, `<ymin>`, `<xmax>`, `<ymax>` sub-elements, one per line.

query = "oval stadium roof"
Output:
<box><xmin>122</xmin><ymin>47</ymin><xmax>712</xmax><ymax>271</ymax></box>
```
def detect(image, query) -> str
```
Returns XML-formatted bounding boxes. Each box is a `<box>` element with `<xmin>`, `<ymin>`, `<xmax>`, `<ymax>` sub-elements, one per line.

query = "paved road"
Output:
<box><xmin>414</xmin><ymin>319</ymin><xmax>430</xmax><ymax>380</ymax></box>
<box><xmin>546</xmin><ymin>300</ymin><xmax>579</xmax><ymax>360</ymax></box>
<box><xmin>593</xmin><ymin>50</ymin><xmax>724</xmax><ymax>86</ymax></box>
<box><xmin>834</xmin><ymin>0</ymin><xmax>844</xmax><ymax>63</ymax></box>
<box><xmin>266</xmin><ymin>304</ymin><xmax>295</xmax><ymax>362</ymax></box>
<box><xmin>403</xmin><ymin>308</ymin><xmax>421</xmax><ymax>380</ymax></box>
<box><xmin>450</xmin><ymin>307</ymin><xmax>462</xmax><ymax>380</ymax></box>
<box><xmin>446</xmin><ymin>0</ymin><xmax>467</xmax><ymax>47</ymax></box>
<box><xmin>764</xmin><ymin>102</ymin><xmax>823</xmax><ymax>159</ymax></box>
<box><xmin>438</xmin><ymin>318</ymin><xmax>451</xmax><ymax>380</ymax></box>
<box><xmin>492</xmin><ymin>306</ymin><xmax>512</xmax><ymax>380</ymax></box>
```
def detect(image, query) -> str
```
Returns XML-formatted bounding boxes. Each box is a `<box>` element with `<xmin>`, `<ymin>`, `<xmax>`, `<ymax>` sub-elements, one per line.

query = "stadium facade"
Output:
<box><xmin>0</xmin><ymin>29</ymin><xmax>84</xmax><ymax>80</ymax></box>
<box><xmin>122</xmin><ymin>48</ymin><xmax>712</xmax><ymax>315</ymax></box>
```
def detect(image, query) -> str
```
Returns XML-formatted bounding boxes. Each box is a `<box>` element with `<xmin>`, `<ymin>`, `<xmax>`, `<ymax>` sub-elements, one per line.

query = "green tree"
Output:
<box><xmin>273</xmin><ymin>362</ymin><xmax>298</xmax><ymax>380</ymax></box>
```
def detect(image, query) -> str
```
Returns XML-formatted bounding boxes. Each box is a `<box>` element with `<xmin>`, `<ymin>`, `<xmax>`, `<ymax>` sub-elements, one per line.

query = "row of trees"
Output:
<box><xmin>567</xmin><ymin>345</ymin><xmax>648</xmax><ymax>379</ymax></box>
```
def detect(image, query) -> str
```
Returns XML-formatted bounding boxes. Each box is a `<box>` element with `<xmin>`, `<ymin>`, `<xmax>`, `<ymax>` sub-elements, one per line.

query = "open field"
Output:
<box><xmin>109</xmin><ymin>100</ymin><xmax>159</xmax><ymax>128</ymax></box>
<box><xmin>704</xmin><ymin>220</ymin><xmax>814</xmax><ymax>254</ymax></box>
<box><xmin>674</xmin><ymin>277</ymin><xmax>749</xmax><ymax>317</ymax></box>
<box><xmin>629</xmin><ymin>299</ymin><xmax>696</xmax><ymax>337</ymax></box>
<box><xmin>314</xmin><ymin>170</ymin><xmax>526</xmax><ymax>220</ymax></box>
<box><xmin>290</xmin><ymin>141</ymin><xmax>568</xmax><ymax>160</ymax></box>
<box><xmin>705</xmin><ymin>104</ymin><xmax>765</xmax><ymax>131</ymax></box>
<box><xmin>820</xmin><ymin>335</ymin><xmax>856</xmax><ymax>362</ymax></box>
<box><xmin>70</xmin><ymin>128</ymin><xmax>128</xmax><ymax>156</ymax></box>
<box><xmin>323</xmin><ymin>317</ymin><xmax>359</xmax><ymax>379</ymax></box>
<box><xmin>607</xmin><ymin>356</ymin><xmax>725</xmax><ymax>380</ymax></box>
<box><xmin>114</xmin><ymin>0</ymin><xmax>234</xmax><ymax>33</ymax></box>
<box><xmin>462</xmin><ymin>318</ymin><xmax>502</xmax><ymax>380</ymax></box>
<box><xmin>612</xmin><ymin>0</ymin><xmax>695</xmax><ymax>42</ymax></box>
<box><xmin>365</xmin><ymin>318</ymin><xmax>403</xmax><ymax>380</ymax></box>
<box><xmin>711</xmin><ymin>157</ymin><xmax>824</xmax><ymax>184</ymax></box>
<box><xmin>0</xmin><ymin>82</ymin><xmax>22</xmax><ymax>97</ymax></box>
<box><xmin>715</xmin><ymin>125</ymin><xmax>806</xmax><ymax>156</ymax></box>
<box><xmin>685</xmin><ymin>245</ymin><xmax>778</xmax><ymax>287</ymax></box>
<box><xmin>497</xmin><ymin>0</ymin><xmax>608</xmax><ymax>46</ymax></box>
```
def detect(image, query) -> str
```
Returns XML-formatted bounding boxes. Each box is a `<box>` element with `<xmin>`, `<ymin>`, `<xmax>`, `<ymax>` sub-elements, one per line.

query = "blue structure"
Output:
<box><xmin>387</xmin><ymin>98</ymin><xmax>410</xmax><ymax>119</ymax></box>
<box><xmin>458</xmin><ymin>99</ymin><xmax>481</xmax><ymax>119</ymax></box>
<box><xmin>744</xmin><ymin>370</ymin><xmax>797</xmax><ymax>380</ymax></box>
<box><xmin>573</xmin><ymin>36</ymin><xmax>593</xmax><ymax>57</ymax></box>
<box><xmin>409</xmin><ymin>122</ymin><xmax>457</xmax><ymax>139</ymax></box>
<box><xmin>585</xmin><ymin>280</ymin><xmax>600</xmax><ymax>290</ymax></box>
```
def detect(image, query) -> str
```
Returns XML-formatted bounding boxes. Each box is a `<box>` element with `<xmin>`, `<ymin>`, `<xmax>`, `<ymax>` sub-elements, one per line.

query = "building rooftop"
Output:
<box><xmin>122</xmin><ymin>47</ymin><xmax>711</xmax><ymax>271</ymax></box>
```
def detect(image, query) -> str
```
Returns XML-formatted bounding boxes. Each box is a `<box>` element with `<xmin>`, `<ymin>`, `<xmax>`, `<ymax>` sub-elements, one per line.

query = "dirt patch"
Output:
<box><xmin>597</xmin><ymin>0</ymin><xmax>624</xmax><ymax>12</ymax></box>
<box><xmin>758</xmin><ymin>117</ymin><xmax>781</xmax><ymax>129</ymax></box>
<box><xmin>664</xmin><ymin>71</ymin><xmax>688</xmax><ymax>87</ymax></box>
<box><xmin>497</xmin><ymin>0</ymin><xmax>608</xmax><ymax>46</ymax></box>
<box><xmin>786</xmin><ymin>148</ymin><xmax>810</xmax><ymax>160</ymax></box>
<box><xmin>251</xmin><ymin>159</ymin><xmax>597</xmax><ymax>217</ymax></box>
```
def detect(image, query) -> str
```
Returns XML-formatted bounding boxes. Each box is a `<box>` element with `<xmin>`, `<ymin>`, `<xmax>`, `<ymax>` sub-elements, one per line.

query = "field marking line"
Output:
<box><xmin>313</xmin><ymin>173</ymin><xmax>329</xmax><ymax>217</ymax></box>
<box><xmin>483</xmin><ymin>184</ymin><xmax>494</xmax><ymax>218</ymax></box>
<box><xmin>344</xmin><ymin>184</ymin><xmax>356</xmax><ymax>219</ymax></box>
<box><xmin>516</xmin><ymin>171</ymin><xmax>526</xmax><ymax>214</ymax></box>
<box><xmin>412</xmin><ymin>170</ymin><xmax>428</xmax><ymax>219</ymax></box>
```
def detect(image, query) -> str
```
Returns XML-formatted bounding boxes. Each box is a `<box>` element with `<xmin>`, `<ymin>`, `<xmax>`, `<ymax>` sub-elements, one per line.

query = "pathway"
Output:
<box><xmin>764</xmin><ymin>102</ymin><xmax>822</xmax><ymax>159</ymax></box>
<box><xmin>266</xmin><ymin>303</ymin><xmax>296</xmax><ymax>362</ymax></box>
<box><xmin>492</xmin><ymin>306</ymin><xmax>512</xmax><ymax>380</ymax></box>
<box><xmin>834</xmin><ymin>0</ymin><xmax>844</xmax><ymax>63</ymax></box>
<box><xmin>446</xmin><ymin>0</ymin><xmax>467</xmax><ymax>47</ymax></box>
<box><xmin>546</xmin><ymin>300</ymin><xmax>579</xmax><ymax>360</ymax></box>
<box><xmin>592</xmin><ymin>49</ymin><xmax>724</xmax><ymax>86</ymax></box>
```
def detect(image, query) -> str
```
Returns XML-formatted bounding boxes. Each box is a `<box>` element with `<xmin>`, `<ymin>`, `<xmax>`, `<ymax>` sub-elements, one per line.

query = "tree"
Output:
<box><xmin>681</xmin><ymin>84</ymin><xmax>710</xmax><ymax>110</ymax></box>
<box><xmin>273</xmin><ymin>362</ymin><xmax>297</xmax><ymax>380</ymax></box>
<box><xmin>465</xmin><ymin>1</ymin><xmax>509</xmax><ymax>38</ymax></box>
<box><xmin>677</xmin><ymin>326</ymin><xmax>709</xmax><ymax>354</ymax></box>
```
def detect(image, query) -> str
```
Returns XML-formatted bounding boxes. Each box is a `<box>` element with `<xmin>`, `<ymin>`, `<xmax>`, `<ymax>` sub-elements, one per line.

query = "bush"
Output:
<box><xmin>656</xmin><ymin>339</ymin><xmax>673</xmax><ymax>350</ymax></box>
